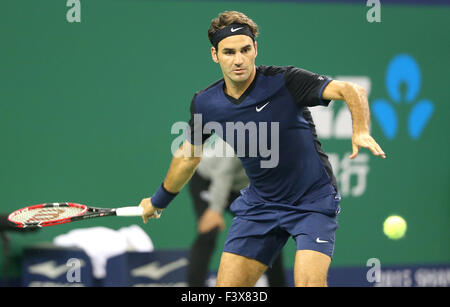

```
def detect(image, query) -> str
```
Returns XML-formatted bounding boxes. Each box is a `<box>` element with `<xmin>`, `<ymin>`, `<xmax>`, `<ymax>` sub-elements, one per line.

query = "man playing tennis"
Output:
<box><xmin>139</xmin><ymin>11</ymin><xmax>385</xmax><ymax>287</ymax></box>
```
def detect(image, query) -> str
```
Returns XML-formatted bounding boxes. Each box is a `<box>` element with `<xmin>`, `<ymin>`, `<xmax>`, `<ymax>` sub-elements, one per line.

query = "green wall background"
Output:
<box><xmin>1</xmin><ymin>0</ymin><xmax>449</xmax><ymax>278</ymax></box>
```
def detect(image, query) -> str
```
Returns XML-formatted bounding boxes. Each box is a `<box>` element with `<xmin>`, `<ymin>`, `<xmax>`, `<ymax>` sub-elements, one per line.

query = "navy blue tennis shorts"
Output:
<box><xmin>223</xmin><ymin>192</ymin><xmax>341</xmax><ymax>267</ymax></box>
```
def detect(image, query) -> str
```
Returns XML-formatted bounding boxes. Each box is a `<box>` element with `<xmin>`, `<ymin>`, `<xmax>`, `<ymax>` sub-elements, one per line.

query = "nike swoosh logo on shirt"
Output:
<box><xmin>231</xmin><ymin>27</ymin><xmax>243</xmax><ymax>32</ymax></box>
<box><xmin>256</xmin><ymin>102</ymin><xmax>270</xmax><ymax>112</ymax></box>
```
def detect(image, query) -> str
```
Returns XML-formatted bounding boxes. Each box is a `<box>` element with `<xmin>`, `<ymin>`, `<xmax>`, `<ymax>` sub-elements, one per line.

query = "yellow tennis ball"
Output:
<box><xmin>383</xmin><ymin>215</ymin><xmax>407</xmax><ymax>240</ymax></box>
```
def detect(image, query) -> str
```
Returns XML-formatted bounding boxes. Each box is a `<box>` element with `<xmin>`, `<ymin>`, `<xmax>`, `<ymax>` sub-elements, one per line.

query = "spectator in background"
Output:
<box><xmin>186</xmin><ymin>137</ymin><xmax>286</xmax><ymax>287</ymax></box>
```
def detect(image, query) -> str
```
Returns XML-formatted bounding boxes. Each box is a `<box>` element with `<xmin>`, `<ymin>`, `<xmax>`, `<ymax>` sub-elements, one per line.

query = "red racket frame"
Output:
<box><xmin>8</xmin><ymin>203</ymin><xmax>88</xmax><ymax>228</ymax></box>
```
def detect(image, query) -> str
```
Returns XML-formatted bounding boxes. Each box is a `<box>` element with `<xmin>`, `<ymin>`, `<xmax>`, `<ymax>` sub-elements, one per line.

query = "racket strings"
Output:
<box><xmin>10</xmin><ymin>206</ymin><xmax>85</xmax><ymax>223</ymax></box>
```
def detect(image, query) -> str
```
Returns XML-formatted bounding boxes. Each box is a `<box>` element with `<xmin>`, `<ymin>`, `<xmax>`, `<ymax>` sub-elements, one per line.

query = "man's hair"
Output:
<box><xmin>208</xmin><ymin>11</ymin><xmax>259</xmax><ymax>47</ymax></box>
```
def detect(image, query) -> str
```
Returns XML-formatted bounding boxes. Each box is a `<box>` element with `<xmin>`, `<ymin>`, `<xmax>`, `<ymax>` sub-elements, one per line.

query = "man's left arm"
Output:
<box><xmin>322</xmin><ymin>80</ymin><xmax>386</xmax><ymax>159</ymax></box>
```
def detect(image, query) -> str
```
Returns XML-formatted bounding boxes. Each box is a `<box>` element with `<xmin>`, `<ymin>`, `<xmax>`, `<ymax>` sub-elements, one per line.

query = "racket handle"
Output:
<box><xmin>116</xmin><ymin>206</ymin><xmax>144</xmax><ymax>217</ymax></box>
<box><xmin>115</xmin><ymin>206</ymin><xmax>163</xmax><ymax>217</ymax></box>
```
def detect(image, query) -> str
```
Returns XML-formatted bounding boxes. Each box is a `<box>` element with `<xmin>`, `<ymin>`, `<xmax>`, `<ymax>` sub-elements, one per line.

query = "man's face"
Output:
<box><xmin>212</xmin><ymin>35</ymin><xmax>257</xmax><ymax>84</ymax></box>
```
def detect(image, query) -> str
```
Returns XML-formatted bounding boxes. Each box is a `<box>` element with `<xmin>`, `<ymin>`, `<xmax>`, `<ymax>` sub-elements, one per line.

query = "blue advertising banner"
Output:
<box><xmin>20</xmin><ymin>245</ymin><xmax>450</xmax><ymax>287</ymax></box>
<box><xmin>22</xmin><ymin>245</ymin><xmax>97</xmax><ymax>287</ymax></box>
<box><xmin>105</xmin><ymin>250</ymin><xmax>190</xmax><ymax>287</ymax></box>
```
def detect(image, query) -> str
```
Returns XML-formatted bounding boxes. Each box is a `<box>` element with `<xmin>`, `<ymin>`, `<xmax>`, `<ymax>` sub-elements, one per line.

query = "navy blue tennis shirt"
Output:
<box><xmin>188</xmin><ymin>65</ymin><xmax>338</xmax><ymax>206</ymax></box>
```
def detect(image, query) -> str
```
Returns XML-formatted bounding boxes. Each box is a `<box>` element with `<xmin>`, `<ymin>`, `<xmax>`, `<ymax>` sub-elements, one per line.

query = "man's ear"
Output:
<box><xmin>254</xmin><ymin>41</ymin><xmax>258</xmax><ymax>58</ymax></box>
<box><xmin>211</xmin><ymin>46</ymin><xmax>219</xmax><ymax>63</ymax></box>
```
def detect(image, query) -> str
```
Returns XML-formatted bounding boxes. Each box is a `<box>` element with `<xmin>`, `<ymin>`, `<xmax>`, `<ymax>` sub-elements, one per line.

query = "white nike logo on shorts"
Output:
<box><xmin>316</xmin><ymin>238</ymin><xmax>329</xmax><ymax>243</ymax></box>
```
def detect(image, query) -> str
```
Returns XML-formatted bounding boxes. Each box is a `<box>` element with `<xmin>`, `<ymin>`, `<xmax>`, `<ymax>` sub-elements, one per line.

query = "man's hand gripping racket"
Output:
<box><xmin>139</xmin><ymin>198</ymin><xmax>163</xmax><ymax>224</ymax></box>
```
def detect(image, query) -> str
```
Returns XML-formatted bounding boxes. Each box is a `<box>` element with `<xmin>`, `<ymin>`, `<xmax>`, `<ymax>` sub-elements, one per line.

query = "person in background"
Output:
<box><xmin>186</xmin><ymin>137</ymin><xmax>286</xmax><ymax>287</ymax></box>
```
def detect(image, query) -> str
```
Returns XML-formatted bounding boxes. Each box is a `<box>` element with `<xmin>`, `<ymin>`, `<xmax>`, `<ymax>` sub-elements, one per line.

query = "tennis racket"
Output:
<box><xmin>8</xmin><ymin>202</ymin><xmax>162</xmax><ymax>228</ymax></box>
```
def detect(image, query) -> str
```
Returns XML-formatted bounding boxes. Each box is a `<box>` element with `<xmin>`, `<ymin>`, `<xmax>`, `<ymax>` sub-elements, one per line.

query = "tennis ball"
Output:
<box><xmin>383</xmin><ymin>215</ymin><xmax>407</xmax><ymax>240</ymax></box>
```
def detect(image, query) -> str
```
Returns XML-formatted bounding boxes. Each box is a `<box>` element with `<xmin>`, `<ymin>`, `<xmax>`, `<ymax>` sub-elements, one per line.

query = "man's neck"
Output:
<box><xmin>223</xmin><ymin>67</ymin><xmax>256</xmax><ymax>99</ymax></box>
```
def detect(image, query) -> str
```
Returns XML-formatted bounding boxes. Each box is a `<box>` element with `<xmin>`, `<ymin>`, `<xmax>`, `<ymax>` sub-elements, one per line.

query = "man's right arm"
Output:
<box><xmin>322</xmin><ymin>80</ymin><xmax>385</xmax><ymax>159</ymax></box>
<box><xmin>139</xmin><ymin>140</ymin><xmax>202</xmax><ymax>223</ymax></box>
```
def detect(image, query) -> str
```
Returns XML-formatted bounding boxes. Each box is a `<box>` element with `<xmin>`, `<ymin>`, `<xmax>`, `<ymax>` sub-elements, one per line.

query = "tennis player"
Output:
<box><xmin>140</xmin><ymin>11</ymin><xmax>385</xmax><ymax>287</ymax></box>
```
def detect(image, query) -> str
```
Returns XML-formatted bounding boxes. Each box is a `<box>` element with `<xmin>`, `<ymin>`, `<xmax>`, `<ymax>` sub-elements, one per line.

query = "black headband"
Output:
<box><xmin>211</xmin><ymin>23</ymin><xmax>255</xmax><ymax>49</ymax></box>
